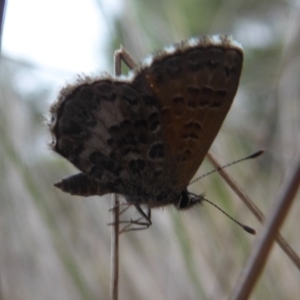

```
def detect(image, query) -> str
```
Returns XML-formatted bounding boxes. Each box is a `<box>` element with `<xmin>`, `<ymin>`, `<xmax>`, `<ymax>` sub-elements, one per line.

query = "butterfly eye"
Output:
<box><xmin>176</xmin><ymin>190</ymin><xmax>190</xmax><ymax>209</ymax></box>
<box><xmin>177</xmin><ymin>190</ymin><xmax>203</xmax><ymax>210</ymax></box>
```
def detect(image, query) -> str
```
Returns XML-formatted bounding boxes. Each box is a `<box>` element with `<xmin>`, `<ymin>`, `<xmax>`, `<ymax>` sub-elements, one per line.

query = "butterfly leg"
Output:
<box><xmin>107</xmin><ymin>204</ymin><xmax>152</xmax><ymax>233</ymax></box>
<box><xmin>131</xmin><ymin>205</ymin><xmax>152</xmax><ymax>228</ymax></box>
<box><xmin>109</xmin><ymin>202</ymin><xmax>132</xmax><ymax>215</ymax></box>
<box><xmin>118</xmin><ymin>205</ymin><xmax>152</xmax><ymax>233</ymax></box>
<box><xmin>107</xmin><ymin>202</ymin><xmax>131</xmax><ymax>227</ymax></box>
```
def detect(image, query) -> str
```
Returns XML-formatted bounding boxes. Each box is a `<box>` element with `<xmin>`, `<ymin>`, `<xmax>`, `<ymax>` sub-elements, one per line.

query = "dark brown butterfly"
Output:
<box><xmin>49</xmin><ymin>35</ymin><xmax>243</xmax><ymax>228</ymax></box>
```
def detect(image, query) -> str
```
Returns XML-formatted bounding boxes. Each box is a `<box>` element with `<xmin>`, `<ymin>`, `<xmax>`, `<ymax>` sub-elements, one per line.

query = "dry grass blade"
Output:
<box><xmin>0</xmin><ymin>0</ymin><xmax>6</xmax><ymax>51</ymax></box>
<box><xmin>116</xmin><ymin>46</ymin><xmax>138</xmax><ymax>69</ymax></box>
<box><xmin>110</xmin><ymin>193</ymin><xmax>120</xmax><ymax>300</ymax></box>
<box><xmin>110</xmin><ymin>46</ymin><xmax>139</xmax><ymax>300</ymax></box>
<box><xmin>109</xmin><ymin>48</ymin><xmax>125</xmax><ymax>300</ymax></box>
<box><xmin>207</xmin><ymin>152</ymin><xmax>300</xmax><ymax>269</ymax></box>
<box><xmin>230</xmin><ymin>158</ymin><xmax>300</xmax><ymax>299</ymax></box>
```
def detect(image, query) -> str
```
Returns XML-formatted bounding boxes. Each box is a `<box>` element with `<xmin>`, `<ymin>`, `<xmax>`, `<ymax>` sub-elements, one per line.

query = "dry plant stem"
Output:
<box><xmin>230</xmin><ymin>159</ymin><xmax>300</xmax><ymax>300</ymax></box>
<box><xmin>207</xmin><ymin>152</ymin><xmax>300</xmax><ymax>269</ymax></box>
<box><xmin>110</xmin><ymin>194</ymin><xmax>119</xmax><ymax>300</ymax></box>
<box><xmin>109</xmin><ymin>46</ymin><xmax>138</xmax><ymax>299</ymax></box>
<box><xmin>115</xmin><ymin>46</ymin><xmax>138</xmax><ymax>69</ymax></box>
<box><xmin>109</xmin><ymin>48</ymin><xmax>128</xmax><ymax>300</ymax></box>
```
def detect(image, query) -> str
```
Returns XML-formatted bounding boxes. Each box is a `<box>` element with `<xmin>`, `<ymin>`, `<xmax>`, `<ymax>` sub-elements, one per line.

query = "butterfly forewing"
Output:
<box><xmin>144</xmin><ymin>38</ymin><xmax>243</xmax><ymax>189</ymax></box>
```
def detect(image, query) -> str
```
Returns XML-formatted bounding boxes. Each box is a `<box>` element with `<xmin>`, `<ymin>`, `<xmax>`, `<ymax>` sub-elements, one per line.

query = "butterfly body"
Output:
<box><xmin>49</xmin><ymin>35</ymin><xmax>243</xmax><ymax>211</ymax></box>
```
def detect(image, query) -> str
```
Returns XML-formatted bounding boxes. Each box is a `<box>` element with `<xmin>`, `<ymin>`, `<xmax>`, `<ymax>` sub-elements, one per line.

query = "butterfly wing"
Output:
<box><xmin>50</xmin><ymin>75</ymin><xmax>168</xmax><ymax>198</ymax></box>
<box><xmin>143</xmin><ymin>36</ymin><xmax>243</xmax><ymax>190</ymax></box>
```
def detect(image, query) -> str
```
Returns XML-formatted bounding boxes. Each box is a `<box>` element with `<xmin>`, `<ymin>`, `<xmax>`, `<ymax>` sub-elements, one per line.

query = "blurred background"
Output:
<box><xmin>1</xmin><ymin>0</ymin><xmax>300</xmax><ymax>299</ymax></box>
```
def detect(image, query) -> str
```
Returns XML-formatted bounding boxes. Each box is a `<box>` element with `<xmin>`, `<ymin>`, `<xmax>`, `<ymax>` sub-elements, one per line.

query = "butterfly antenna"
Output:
<box><xmin>189</xmin><ymin>149</ymin><xmax>264</xmax><ymax>185</ymax></box>
<box><xmin>191</xmin><ymin>193</ymin><xmax>256</xmax><ymax>234</ymax></box>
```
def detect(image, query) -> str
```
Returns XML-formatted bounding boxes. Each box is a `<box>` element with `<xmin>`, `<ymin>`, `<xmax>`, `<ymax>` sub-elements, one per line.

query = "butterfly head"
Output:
<box><xmin>175</xmin><ymin>189</ymin><xmax>205</xmax><ymax>210</ymax></box>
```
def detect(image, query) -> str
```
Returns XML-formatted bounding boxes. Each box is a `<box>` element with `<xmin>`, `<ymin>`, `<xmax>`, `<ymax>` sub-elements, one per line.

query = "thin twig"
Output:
<box><xmin>110</xmin><ymin>194</ymin><xmax>120</xmax><ymax>300</ymax></box>
<box><xmin>116</xmin><ymin>46</ymin><xmax>138</xmax><ymax>69</ymax></box>
<box><xmin>109</xmin><ymin>46</ymin><xmax>138</xmax><ymax>300</ymax></box>
<box><xmin>109</xmin><ymin>48</ymin><xmax>126</xmax><ymax>300</ymax></box>
<box><xmin>207</xmin><ymin>152</ymin><xmax>300</xmax><ymax>269</ymax></box>
<box><xmin>230</xmin><ymin>158</ymin><xmax>300</xmax><ymax>300</ymax></box>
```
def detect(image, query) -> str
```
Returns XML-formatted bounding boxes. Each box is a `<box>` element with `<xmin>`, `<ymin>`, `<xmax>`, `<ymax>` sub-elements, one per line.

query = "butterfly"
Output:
<box><xmin>49</xmin><ymin>35</ymin><xmax>243</xmax><ymax>229</ymax></box>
